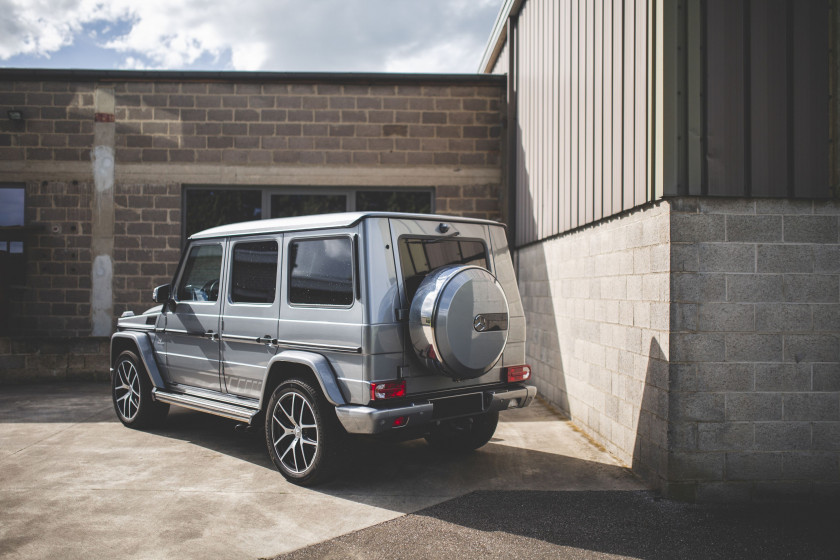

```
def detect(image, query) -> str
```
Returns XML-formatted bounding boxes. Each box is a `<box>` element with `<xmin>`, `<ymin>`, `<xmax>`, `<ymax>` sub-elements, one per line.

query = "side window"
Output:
<box><xmin>288</xmin><ymin>237</ymin><xmax>353</xmax><ymax>306</ymax></box>
<box><xmin>230</xmin><ymin>240</ymin><xmax>278</xmax><ymax>304</ymax></box>
<box><xmin>177</xmin><ymin>244</ymin><xmax>223</xmax><ymax>302</ymax></box>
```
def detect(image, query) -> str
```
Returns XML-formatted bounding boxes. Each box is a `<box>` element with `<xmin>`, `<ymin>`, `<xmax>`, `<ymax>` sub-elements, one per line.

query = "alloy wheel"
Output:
<box><xmin>114</xmin><ymin>358</ymin><xmax>141</xmax><ymax>421</ymax></box>
<box><xmin>270</xmin><ymin>391</ymin><xmax>319</xmax><ymax>474</ymax></box>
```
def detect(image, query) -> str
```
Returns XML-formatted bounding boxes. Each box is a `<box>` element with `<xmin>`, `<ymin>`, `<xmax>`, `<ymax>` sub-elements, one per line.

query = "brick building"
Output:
<box><xmin>0</xmin><ymin>70</ymin><xmax>505</xmax><ymax>379</ymax></box>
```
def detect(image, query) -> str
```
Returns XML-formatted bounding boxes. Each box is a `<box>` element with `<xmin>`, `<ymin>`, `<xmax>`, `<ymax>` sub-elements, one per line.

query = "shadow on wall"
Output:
<box><xmin>513</xmin><ymin>153</ymin><xmax>569</xmax><ymax>415</ymax></box>
<box><xmin>632</xmin><ymin>337</ymin><xmax>670</xmax><ymax>493</ymax></box>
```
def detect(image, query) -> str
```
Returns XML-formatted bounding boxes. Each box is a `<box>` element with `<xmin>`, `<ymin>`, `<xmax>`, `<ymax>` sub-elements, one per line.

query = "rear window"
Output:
<box><xmin>398</xmin><ymin>237</ymin><xmax>488</xmax><ymax>301</ymax></box>
<box><xmin>288</xmin><ymin>237</ymin><xmax>354</xmax><ymax>306</ymax></box>
<box><xmin>230</xmin><ymin>240</ymin><xmax>278</xmax><ymax>304</ymax></box>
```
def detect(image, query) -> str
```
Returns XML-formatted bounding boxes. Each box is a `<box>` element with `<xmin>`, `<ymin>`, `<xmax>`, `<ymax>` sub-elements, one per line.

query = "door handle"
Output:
<box><xmin>256</xmin><ymin>335</ymin><xmax>274</xmax><ymax>345</ymax></box>
<box><xmin>204</xmin><ymin>331</ymin><xmax>219</xmax><ymax>340</ymax></box>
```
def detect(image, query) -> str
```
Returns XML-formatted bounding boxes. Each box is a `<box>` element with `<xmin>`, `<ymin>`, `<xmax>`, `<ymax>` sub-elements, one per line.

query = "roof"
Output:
<box><xmin>189</xmin><ymin>212</ymin><xmax>504</xmax><ymax>240</ymax></box>
<box><xmin>0</xmin><ymin>68</ymin><xmax>506</xmax><ymax>86</ymax></box>
<box><xmin>478</xmin><ymin>0</ymin><xmax>524</xmax><ymax>73</ymax></box>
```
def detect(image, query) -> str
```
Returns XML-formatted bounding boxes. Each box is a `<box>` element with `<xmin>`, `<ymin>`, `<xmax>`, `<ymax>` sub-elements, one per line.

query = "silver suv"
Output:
<box><xmin>111</xmin><ymin>212</ymin><xmax>536</xmax><ymax>485</ymax></box>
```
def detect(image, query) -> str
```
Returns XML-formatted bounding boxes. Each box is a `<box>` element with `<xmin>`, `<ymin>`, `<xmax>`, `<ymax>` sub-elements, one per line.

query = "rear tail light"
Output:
<box><xmin>370</xmin><ymin>379</ymin><xmax>406</xmax><ymax>401</ymax></box>
<box><xmin>506</xmin><ymin>365</ymin><xmax>531</xmax><ymax>383</ymax></box>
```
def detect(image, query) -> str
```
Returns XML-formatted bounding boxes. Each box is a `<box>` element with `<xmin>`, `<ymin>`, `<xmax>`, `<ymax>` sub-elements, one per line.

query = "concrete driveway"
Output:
<box><xmin>0</xmin><ymin>383</ymin><xmax>644</xmax><ymax>559</ymax></box>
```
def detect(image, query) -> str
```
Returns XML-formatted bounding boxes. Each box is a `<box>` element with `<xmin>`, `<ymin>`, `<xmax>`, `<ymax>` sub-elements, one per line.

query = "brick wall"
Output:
<box><xmin>0</xmin><ymin>73</ymin><xmax>506</xmax><ymax>382</ymax></box>
<box><xmin>2</xmin><ymin>181</ymin><xmax>94</xmax><ymax>337</ymax></box>
<box><xmin>112</xmin><ymin>183</ymin><xmax>182</xmax><ymax>316</ymax></box>
<box><xmin>111</xmin><ymin>82</ymin><xmax>502</xmax><ymax>169</ymax></box>
<box><xmin>517</xmin><ymin>202</ymin><xmax>672</xmax><ymax>485</ymax></box>
<box><xmin>0</xmin><ymin>80</ymin><xmax>95</xmax><ymax>162</ymax></box>
<box><xmin>668</xmin><ymin>197</ymin><xmax>840</xmax><ymax>502</ymax></box>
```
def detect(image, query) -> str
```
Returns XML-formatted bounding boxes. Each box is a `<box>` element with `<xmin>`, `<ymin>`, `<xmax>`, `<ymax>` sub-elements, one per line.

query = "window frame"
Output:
<box><xmin>286</xmin><ymin>234</ymin><xmax>357</xmax><ymax>309</ymax></box>
<box><xmin>0</xmin><ymin>183</ymin><xmax>27</xmax><ymax>288</ymax></box>
<box><xmin>173</xmin><ymin>241</ymin><xmax>225</xmax><ymax>305</ymax></box>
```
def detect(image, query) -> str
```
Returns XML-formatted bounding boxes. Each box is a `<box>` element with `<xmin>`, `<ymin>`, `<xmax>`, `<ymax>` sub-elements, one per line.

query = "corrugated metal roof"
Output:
<box><xmin>478</xmin><ymin>0</ymin><xmax>524</xmax><ymax>73</ymax></box>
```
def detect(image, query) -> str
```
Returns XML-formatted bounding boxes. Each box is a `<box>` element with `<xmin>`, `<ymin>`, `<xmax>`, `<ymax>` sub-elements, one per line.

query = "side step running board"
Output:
<box><xmin>153</xmin><ymin>389</ymin><xmax>260</xmax><ymax>424</ymax></box>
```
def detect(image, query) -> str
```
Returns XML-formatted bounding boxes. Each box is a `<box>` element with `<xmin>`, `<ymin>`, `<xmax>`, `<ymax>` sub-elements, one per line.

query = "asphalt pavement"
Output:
<box><xmin>2</xmin><ymin>382</ymin><xmax>836</xmax><ymax>560</ymax></box>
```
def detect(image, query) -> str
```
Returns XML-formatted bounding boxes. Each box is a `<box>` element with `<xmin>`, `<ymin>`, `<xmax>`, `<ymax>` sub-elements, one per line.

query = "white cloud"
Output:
<box><xmin>0</xmin><ymin>0</ymin><xmax>502</xmax><ymax>73</ymax></box>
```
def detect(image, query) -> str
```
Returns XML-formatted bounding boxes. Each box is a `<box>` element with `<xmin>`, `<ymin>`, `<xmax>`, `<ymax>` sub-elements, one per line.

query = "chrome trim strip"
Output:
<box><xmin>170</xmin><ymin>384</ymin><xmax>261</xmax><ymax>409</ymax></box>
<box><xmin>164</xmin><ymin>328</ymin><xmax>189</xmax><ymax>335</ymax></box>
<box><xmin>273</xmin><ymin>339</ymin><xmax>362</xmax><ymax>354</ymax></box>
<box><xmin>120</xmin><ymin>324</ymin><xmax>156</xmax><ymax>331</ymax></box>
<box><xmin>221</xmin><ymin>333</ymin><xmax>263</xmax><ymax>343</ymax></box>
<box><xmin>153</xmin><ymin>389</ymin><xmax>259</xmax><ymax>423</ymax></box>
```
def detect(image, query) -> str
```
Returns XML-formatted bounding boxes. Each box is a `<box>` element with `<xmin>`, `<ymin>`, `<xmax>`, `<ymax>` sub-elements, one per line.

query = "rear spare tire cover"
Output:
<box><xmin>409</xmin><ymin>265</ymin><xmax>509</xmax><ymax>379</ymax></box>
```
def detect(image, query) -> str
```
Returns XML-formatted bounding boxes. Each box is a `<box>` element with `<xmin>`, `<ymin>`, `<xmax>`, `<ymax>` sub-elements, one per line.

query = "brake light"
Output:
<box><xmin>370</xmin><ymin>379</ymin><xmax>406</xmax><ymax>401</ymax></box>
<box><xmin>506</xmin><ymin>365</ymin><xmax>531</xmax><ymax>383</ymax></box>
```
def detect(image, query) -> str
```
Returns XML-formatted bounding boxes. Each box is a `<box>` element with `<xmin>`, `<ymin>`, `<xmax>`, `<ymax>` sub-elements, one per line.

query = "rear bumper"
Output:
<box><xmin>335</xmin><ymin>385</ymin><xmax>537</xmax><ymax>435</ymax></box>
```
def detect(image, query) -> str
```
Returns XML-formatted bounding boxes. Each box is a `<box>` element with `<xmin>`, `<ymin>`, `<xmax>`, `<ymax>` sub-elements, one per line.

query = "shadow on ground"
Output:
<box><xmin>275</xmin><ymin>489</ymin><xmax>840</xmax><ymax>560</ymax></box>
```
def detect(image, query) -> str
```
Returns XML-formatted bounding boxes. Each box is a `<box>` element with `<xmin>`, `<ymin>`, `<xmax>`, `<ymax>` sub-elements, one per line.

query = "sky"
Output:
<box><xmin>0</xmin><ymin>0</ymin><xmax>503</xmax><ymax>74</ymax></box>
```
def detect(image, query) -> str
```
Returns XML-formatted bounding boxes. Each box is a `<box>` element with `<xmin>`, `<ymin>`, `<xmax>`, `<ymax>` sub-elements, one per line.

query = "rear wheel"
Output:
<box><xmin>265</xmin><ymin>378</ymin><xmax>343</xmax><ymax>486</ymax></box>
<box><xmin>112</xmin><ymin>350</ymin><xmax>169</xmax><ymax>429</ymax></box>
<box><xmin>425</xmin><ymin>411</ymin><xmax>499</xmax><ymax>453</ymax></box>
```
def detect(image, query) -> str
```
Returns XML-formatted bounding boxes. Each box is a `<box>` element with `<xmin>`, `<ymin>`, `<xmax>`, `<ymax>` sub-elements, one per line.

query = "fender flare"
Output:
<box><xmin>264</xmin><ymin>350</ymin><xmax>347</xmax><ymax>407</ymax></box>
<box><xmin>110</xmin><ymin>331</ymin><xmax>166</xmax><ymax>388</ymax></box>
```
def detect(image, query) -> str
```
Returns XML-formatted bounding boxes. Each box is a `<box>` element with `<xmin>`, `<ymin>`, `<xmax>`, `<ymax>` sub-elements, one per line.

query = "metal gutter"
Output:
<box><xmin>0</xmin><ymin>68</ymin><xmax>506</xmax><ymax>85</ymax></box>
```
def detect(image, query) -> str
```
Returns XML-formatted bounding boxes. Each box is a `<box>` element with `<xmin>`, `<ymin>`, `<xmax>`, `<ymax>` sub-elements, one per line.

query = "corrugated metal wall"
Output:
<box><xmin>495</xmin><ymin>0</ymin><xmax>832</xmax><ymax>247</ymax></box>
<box><xmin>701</xmin><ymin>0</ymin><xmax>828</xmax><ymax>198</ymax></box>
<box><xmin>511</xmin><ymin>0</ymin><xmax>652</xmax><ymax>247</ymax></box>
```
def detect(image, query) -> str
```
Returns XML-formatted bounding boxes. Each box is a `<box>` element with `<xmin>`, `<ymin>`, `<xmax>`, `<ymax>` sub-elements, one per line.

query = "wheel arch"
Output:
<box><xmin>261</xmin><ymin>350</ymin><xmax>347</xmax><ymax>410</ymax></box>
<box><xmin>110</xmin><ymin>332</ymin><xmax>166</xmax><ymax>388</ymax></box>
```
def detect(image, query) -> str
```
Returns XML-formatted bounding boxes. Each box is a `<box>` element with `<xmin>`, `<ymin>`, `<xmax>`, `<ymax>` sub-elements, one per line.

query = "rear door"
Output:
<box><xmin>388</xmin><ymin>218</ymin><xmax>496</xmax><ymax>390</ymax></box>
<box><xmin>220</xmin><ymin>236</ymin><xmax>282</xmax><ymax>399</ymax></box>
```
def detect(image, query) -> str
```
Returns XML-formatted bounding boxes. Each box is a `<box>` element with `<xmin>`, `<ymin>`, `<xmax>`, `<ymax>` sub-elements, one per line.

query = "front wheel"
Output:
<box><xmin>112</xmin><ymin>350</ymin><xmax>169</xmax><ymax>429</ymax></box>
<box><xmin>265</xmin><ymin>378</ymin><xmax>343</xmax><ymax>486</ymax></box>
<box><xmin>425</xmin><ymin>411</ymin><xmax>499</xmax><ymax>453</ymax></box>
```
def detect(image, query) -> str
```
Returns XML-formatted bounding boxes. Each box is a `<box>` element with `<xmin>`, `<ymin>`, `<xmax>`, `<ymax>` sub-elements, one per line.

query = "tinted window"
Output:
<box><xmin>288</xmin><ymin>238</ymin><xmax>353</xmax><ymax>306</ymax></box>
<box><xmin>177</xmin><ymin>244</ymin><xmax>223</xmax><ymax>302</ymax></box>
<box><xmin>398</xmin><ymin>238</ymin><xmax>488</xmax><ymax>301</ymax></box>
<box><xmin>185</xmin><ymin>189</ymin><xmax>262</xmax><ymax>237</ymax></box>
<box><xmin>271</xmin><ymin>194</ymin><xmax>346</xmax><ymax>218</ymax></box>
<box><xmin>0</xmin><ymin>186</ymin><xmax>26</xmax><ymax>287</ymax></box>
<box><xmin>355</xmin><ymin>191</ymin><xmax>431</xmax><ymax>213</ymax></box>
<box><xmin>231</xmin><ymin>240</ymin><xmax>278</xmax><ymax>304</ymax></box>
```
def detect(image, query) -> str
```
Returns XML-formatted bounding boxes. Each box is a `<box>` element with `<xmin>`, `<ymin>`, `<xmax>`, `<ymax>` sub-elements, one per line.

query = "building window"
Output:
<box><xmin>184</xmin><ymin>189</ymin><xmax>262</xmax><ymax>239</ymax></box>
<box><xmin>183</xmin><ymin>186</ymin><xmax>433</xmax><ymax>239</ymax></box>
<box><xmin>0</xmin><ymin>185</ymin><xmax>26</xmax><ymax>287</ymax></box>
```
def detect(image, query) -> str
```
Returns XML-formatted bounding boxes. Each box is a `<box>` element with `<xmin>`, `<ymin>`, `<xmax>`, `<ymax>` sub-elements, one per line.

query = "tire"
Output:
<box><xmin>425</xmin><ymin>411</ymin><xmax>499</xmax><ymax>453</ymax></box>
<box><xmin>265</xmin><ymin>377</ymin><xmax>344</xmax><ymax>486</ymax></box>
<box><xmin>112</xmin><ymin>350</ymin><xmax>169</xmax><ymax>429</ymax></box>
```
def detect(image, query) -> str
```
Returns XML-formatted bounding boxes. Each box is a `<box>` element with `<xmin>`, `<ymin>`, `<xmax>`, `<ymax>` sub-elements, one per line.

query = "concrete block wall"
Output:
<box><xmin>111</xmin><ymin>82</ymin><xmax>504</xmax><ymax>171</ymax></box>
<box><xmin>0</xmin><ymin>73</ymin><xmax>507</xmax><ymax>382</ymax></box>
<box><xmin>0</xmin><ymin>80</ymin><xmax>95</xmax><ymax>162</ymax></box>
<box><xmin>112</xmin><ymin>183</ymin><xmax>181</xmax><ymax>316</ymax></box>
<box><xmin>668</xmin><ymin>197</ymin><xmax>840</xmax><ymax>502</ymax></box>
<box><xmin>517</xmin><ymin>202</ymin><xmax>672</xmax><ymax>484</ymax></box>
<box><xmin>4</xmin><ymin>181</ymin><xmax>94</xmax><ymax>337</ymax></box>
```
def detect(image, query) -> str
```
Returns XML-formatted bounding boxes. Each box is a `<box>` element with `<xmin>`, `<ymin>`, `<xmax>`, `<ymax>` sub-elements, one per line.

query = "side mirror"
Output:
<box><xmin>153</xmin><ymin>284</ymin><xmax>171</xmax><ymax>304</ymax></box>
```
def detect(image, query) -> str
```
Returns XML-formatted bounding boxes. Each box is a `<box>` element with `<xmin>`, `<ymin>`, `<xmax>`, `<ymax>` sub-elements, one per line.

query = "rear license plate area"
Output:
<box><xmin>432</xmin><ymin>393</ymin><xmax>484</xmax><ymax>419</ymax></box>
